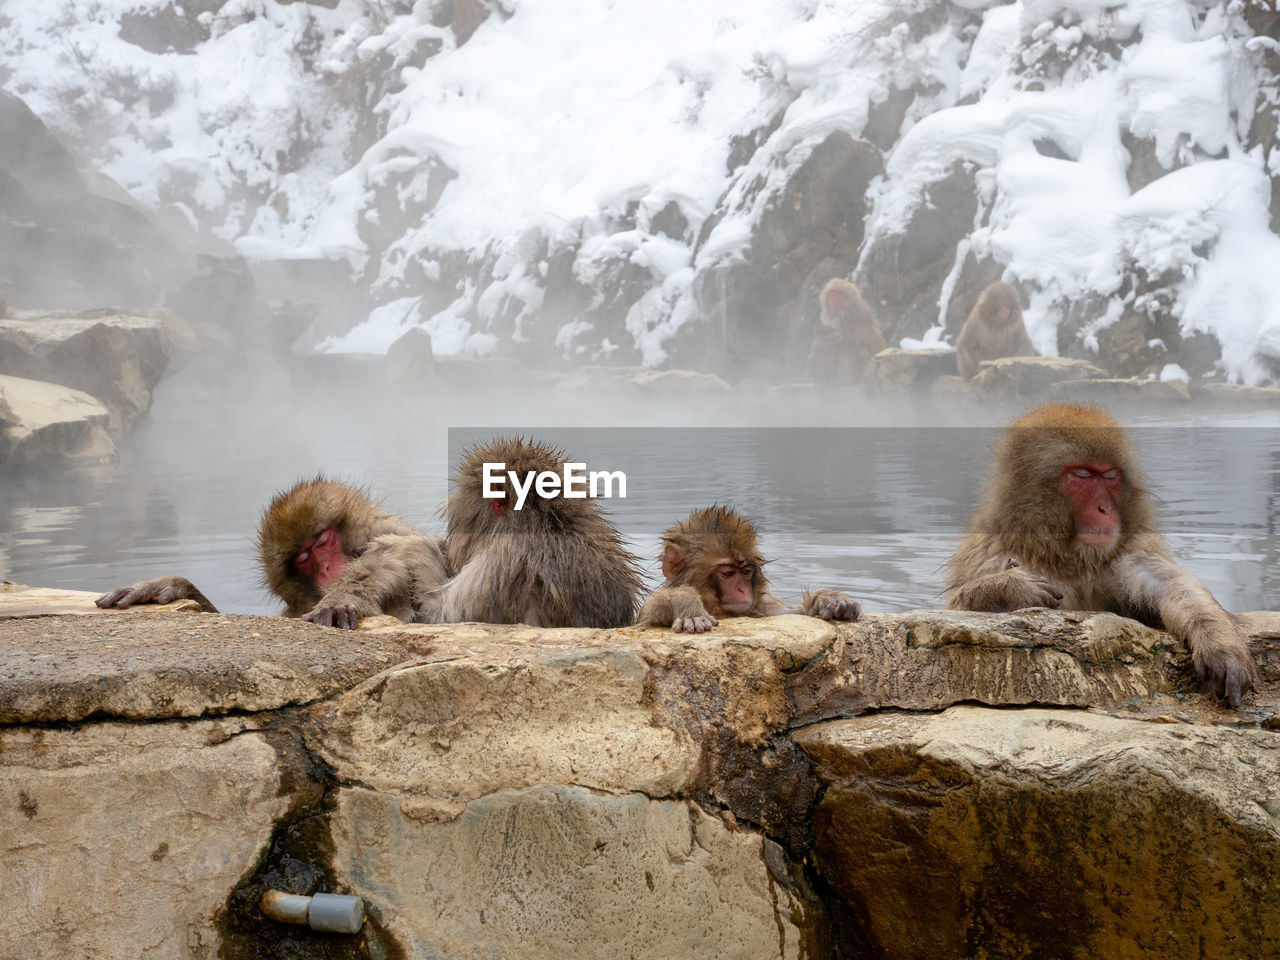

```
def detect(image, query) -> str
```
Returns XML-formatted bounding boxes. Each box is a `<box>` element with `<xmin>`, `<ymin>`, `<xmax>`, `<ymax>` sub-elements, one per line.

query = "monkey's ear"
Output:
<box><xmin>660</xmin><ymin>543</ymin><xmax>684</xmax><ymax>580</ymax></box>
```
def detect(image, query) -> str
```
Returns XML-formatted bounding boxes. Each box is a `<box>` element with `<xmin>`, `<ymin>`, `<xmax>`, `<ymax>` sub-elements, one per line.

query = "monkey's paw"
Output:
<box><xmin>673</xmin><ymin>613</ymin><xmax>718</xmax><ymax>633</ymax></box>
<box><xmin>302</xmin><ymin>603</ymin><xmax>361</xmax><ymax>630</ymax></box>
<box><xmin>1191</xmin><ymin>633</ymin><xmax>1257</xmax><ymax>708</ymax></box>
<box><xmin>800</xmin><ymin>589</ymin><xmax>863</xmax><ymax>621</ymax></box>
<box><xmin>96</xmin><ymin>577</ymin><xmax>195</xmax><ymax>609</ymax></box>
<box><xmin>1005</xmin><ymin>569</ymin><xmax>1064</xmax><ymax>610</ymax></box>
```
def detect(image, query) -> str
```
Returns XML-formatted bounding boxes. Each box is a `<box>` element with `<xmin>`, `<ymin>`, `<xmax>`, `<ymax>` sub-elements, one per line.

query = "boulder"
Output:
<box><xmin>796</xmin><ymin>706</ymin><xmax>1280</xmax><ymax>960</ymax></box>
<box><xmin>1049</xmin><ymin>376</ymin><xmax>1192</xmax><ymax>405</ymax></box>
<box><xmin>0</xmin><ymin>373</ymin><xmax>116</xmax><ymax>465</ymax></box>
<box><xmin>1194</xmin><ymin>381</ymin><xmax>1280</xmax><ymax>408</ymax></box>
<box><xmin>968</xmin><ymin>355</ymin><xmax>1106</xmax><ymax>401</ymax></box>
<box><xmin>0</xmin><ymin>719</ymin><xmax>295</xmax><ymax>960</ymax></box>
<box><xmin>2</xmin><ymin>591</ymin><xmax>1277</xmax><ymax>959</ymax></box>
<box><xmin>0</xmin><ymin>309</ymin><xmax>179</xmax><ymax>431</ymax></box>
<box><xmin>866</xmin><ymin>348</ymin><xmax>958</xmax><ymax>390</ymax></box>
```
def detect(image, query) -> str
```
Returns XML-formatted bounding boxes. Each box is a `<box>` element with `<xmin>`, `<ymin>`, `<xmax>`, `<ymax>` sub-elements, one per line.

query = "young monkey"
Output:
<box><xmin>635</xmin><ymin>506</ymin><xmax>862</xmax><ymax>633</ymax></box>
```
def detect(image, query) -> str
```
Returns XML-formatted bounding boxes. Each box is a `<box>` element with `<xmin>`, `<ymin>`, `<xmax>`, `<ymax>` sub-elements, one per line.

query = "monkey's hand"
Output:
<box><xmin>636</xmin><ymin>585</ymin><xmax>718</xmax><ymax>634</ymax></box>
<box><xmin>95</xmin><ymin>576</ymin><xmax>219</xmax><ymax>613</ymax></box>
<box><xmin>302</xmin><ymin>593</ymin><xmax>378</xmax><ymax>630</ymax></box>
<box><xmin>796</xmin><ymin>589</ymin><xmax>862</xmax><ymax>622</ymax></box>
<box><xmin>1188</xmin><ymin>624</ymin><xmax>1257</xmax><ymax>708</ymax></box>
<box><xmin>949</xmin><ymin>568</ymin><xmax>1063</xmax><ymax>613</ymax></box>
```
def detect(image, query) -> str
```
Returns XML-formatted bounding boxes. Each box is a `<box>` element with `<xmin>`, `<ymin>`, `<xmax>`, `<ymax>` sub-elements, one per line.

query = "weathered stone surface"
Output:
<box><xmin>0</xmin><ymin>609</ymin><xmax>431</xmax><ymax>723</ymax></box>
<box><xmin>2</xmin><ymin>596</ymin><xmax>1275</xmax><ymax>960</ymax></box>
<box><xmin>0</xmin><ymin>373</ymin><xmax>116</xmax><ymax>464</ymax></box>
<box><xmin>969</xmin><ymin>355</ymin><xmax>1106</xmax><ymax>401</ymax></box>
<box><xmin>1194</xmin><ymin>381</ymin><xmax>1280</xmax><ymax>407</ymax></box>
<box><xmin>0</xmin><ymin>719</ymin><xmax>291</xmax><ymax>960</ymax></box>
<box><xmin>1050</xmin><ymin>376</ymin><xmax>1192</xmax><ymax>404</ymax></box>
<box><xmin>866</xmin><ymin>348</ymin><xmax>958</xmax><ymax>390</ymax></box>
<box><xmin>0</xmin><ymin>310</ymin><xmax>178</xmax><ymax>430</ymax></box>
<box><xmin>784</xmin><ymin>609</ymin><xmax>1181</xmax><ymax>721</ymax></box>
<box><xmin>796</xmin><ymin>707</ymin><xmax>1280</xmax><ymax>960</ymax></box>
<box><xmin>333</xmin><ymin>784</ymin><xmax>825</xmax><ymax>959</ymax></box>
<box><xmin>316</xmin><ymin>629</ymin><xmax>703</xmax><ymax>822</ymax></box>
<box><xmin>0</xmin><ymin>580</ymin><xmax>200</xmax><ymax>619</ymax></box>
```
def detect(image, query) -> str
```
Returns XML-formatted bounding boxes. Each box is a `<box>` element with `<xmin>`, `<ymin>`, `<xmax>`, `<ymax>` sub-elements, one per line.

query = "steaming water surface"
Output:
<box><xmin>4</xmin><ymin>389</ymin><xmax>1280</xmax><ymax>617</ymax></box>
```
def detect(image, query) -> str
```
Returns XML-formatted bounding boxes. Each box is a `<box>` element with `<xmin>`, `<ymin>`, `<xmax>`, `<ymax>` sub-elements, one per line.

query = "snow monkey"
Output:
<box><xmin>97</xmin><ymin>477</ymin><xmax>449</xmax><ymax>629</ymax></box>
<box><xmin>944</xmin><ymin>404</ymin><xmax>1257</xmax><ymax>705</ymax></box>
<box><xmin>954</xmin><ymin>281</ymin><xmax>1036</xmax><ymax>378</ymax></box>
<box><xmin>635</xmin><ymin>506</ymin><xmax>863</xmax><ymax>633</ymax></box>
<box><xmin>807</xmin><ymin>278</ymin><xmax>887</xmax><ymax>383</ymax></box>
<box><xmin>428</xmin><ymin>436</ymin><xmax>643</xmax><ymax>628</ymax></box>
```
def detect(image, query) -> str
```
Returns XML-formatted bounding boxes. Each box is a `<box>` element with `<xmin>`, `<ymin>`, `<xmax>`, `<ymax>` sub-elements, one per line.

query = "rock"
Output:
<box><xmin>967</xmin><ymin>355</ymin><xmax>1106</xmax><ymax>401</ymax></box>
<box><xmin>0</xmin><ymin>373</ymin><xmax>116</xmax><ymax>465</ymax></box>
<box><xmin>386</xmin><ymin>326</ymin><xmax>436</xmax><ymax>387</ymax></box>
<box><xmin>796</xmin><ymin>706</ymin><xmax>1280</xmax><ymax>960</ymax></box>
<box><xmin>0</xmin><ymin>609</ymin><xmax>433</xmax><ymax>723</ymax></box>
<box><xmin>0</xmin><ymin>310</ymin><xmax>177</xmax><ymax>431</ymax></box>
<box><xmin>866</xmin><ymin>348</ymin><xmax>958</xmax><ymax>390</ymax></box>
<box><xmin>1049</xmin><ymin>376</ymin><xmax>1192</xmax><ymax>405</ymax></box>
<box><xmin>682</xmin><ymin>132</ymin><xmax>883</xmax><ymax>379</ymax></box>
<box><xmin>0</xmin><ymin>581</ymin><xmax>200</xmax><ymax>619</ymax></box>
<box><xmin>332</xmin><ymin>785</ymin><xmax>826</xmax><ymax>960</ymax></box>
<box><xmin>1194</xmin><ymin>382</ymin><xmax>1280</xmax><ymax>408</ymax></box>
<box><xmin>0</xmin><ymin>719</ymin><xmax>294</xmax><ymax>960</ymax></box>
<box><xmin>0</xmin><ymin>92</ymin><xmax>192</xmax><ymax>311</ymax></box>
<box><xmin>2</xmin><ymin>599</ymin><xmax>1274</xmax><ymax>959</ymax></box>
<box><xmin>856</xmin><ymin>160</ymin><xmax>979</xmax><ymax>345</ymax></box>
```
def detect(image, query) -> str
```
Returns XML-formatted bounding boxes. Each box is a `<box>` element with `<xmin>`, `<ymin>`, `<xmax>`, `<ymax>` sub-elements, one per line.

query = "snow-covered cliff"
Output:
<box><xmin>1</xmin><ymin>0</ymin><xmax>1276</xmax><ymax>381</ymax></box>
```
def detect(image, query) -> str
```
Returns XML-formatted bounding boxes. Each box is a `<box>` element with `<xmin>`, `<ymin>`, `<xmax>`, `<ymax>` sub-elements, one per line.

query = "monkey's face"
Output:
<box><xmin>703</xmin><ymin>559</ymin><xmax>760</xmax><ymax>616</ymax></box>
<box><xmin>291</xmin><ymin>528</ymin><xmax>346</xmax><ymax>592</ymax></box>
<box><xmin>1059</xmin><ymin>461</ymin><xmax>1122</xmax><ymax>550</ymax></box>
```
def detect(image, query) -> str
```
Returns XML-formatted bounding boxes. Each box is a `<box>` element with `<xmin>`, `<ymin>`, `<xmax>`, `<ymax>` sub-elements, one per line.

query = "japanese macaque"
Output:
<box><xmin>428</xmin><ymin>437</ymin><xmax>643</xmax><ymax>628</ymax></box>
<box><xmin>96</xmin><ymin>478</ymin><xmax>449</xmax><ymax>630</ymax></box>
<box><xmin>945</xmin><ymin>404</ymin><xmax>1257</xmax><ymax>705</ymax></box>
<box><xmin>635</xmin><ymin>506</ymin><xmax>863</xmax><ymax>633</ymax></box>
<box><xmin>954</xmin><ymin>281</ymin><xmax>1036</xmax><ymax>378</ymax></box>
<box><xmin>807</xmin><ymin>279</ymin><xmax>887</xmax><ymax>383</ymax></box>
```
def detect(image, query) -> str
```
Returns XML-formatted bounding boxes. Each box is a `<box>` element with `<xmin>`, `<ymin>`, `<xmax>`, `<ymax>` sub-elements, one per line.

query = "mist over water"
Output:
<box><xmin>5</xmin><ymin>367</ymin><xmax>1280</xmax><ymax>617</ymax></box>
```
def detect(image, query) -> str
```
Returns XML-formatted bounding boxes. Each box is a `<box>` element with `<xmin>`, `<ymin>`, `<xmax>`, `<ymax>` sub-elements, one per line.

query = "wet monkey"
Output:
<box><xmin>97</xmin><ymin>478</ymin><xmax>448</xmax><ymax>629</ymax></box>
<box><xmin>954</xmin><ymin>281</ymin><xmax>1036</xmax><ymax>378</ymax></box>
<box><xmin>429</xmin><ymin>436</ymin><xmax>643</xmax><ymax>628</ymax></box>
<box><xmin>807</xmin><ymin>279</ymin><xmax>887</xmax><ymax>383</ymax></box>
<box><xmin>945</xmin><ymin>404</ymin><xmax>1256</xmax><ymax>705</ymax></box>
<box><xmin>635</xmin><ymin>506</ymin><xmax>863</xmax><ymax>633</ymax></box>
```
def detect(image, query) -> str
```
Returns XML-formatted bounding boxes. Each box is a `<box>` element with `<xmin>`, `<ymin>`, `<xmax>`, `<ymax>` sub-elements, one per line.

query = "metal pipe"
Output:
<box><xmin>260</xmin><ymin>890</ymin><xmax>366</xmax><ymax>934</ymax></box>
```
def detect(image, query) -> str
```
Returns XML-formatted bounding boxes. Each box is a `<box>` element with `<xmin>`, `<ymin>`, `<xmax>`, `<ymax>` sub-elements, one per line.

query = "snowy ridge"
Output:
<box><xmin>0</xmin><ymin>0</ymin><xmax>1277</xmax><ymax>380</ymax></box>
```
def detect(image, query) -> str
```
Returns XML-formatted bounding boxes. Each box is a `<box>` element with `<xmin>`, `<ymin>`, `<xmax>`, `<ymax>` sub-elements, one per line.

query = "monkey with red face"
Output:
<box><xmin>945</xmin><ymin>404</ymin><xmax>1257</xmax><ymax>705</ymax></box>
<box><xmin>97</xmin><ymin>477</ymin><xmax>449</xmax><ymax>629</ymax></box>
<box><xmin>635</xmin><ymin>506</ymin><xmax>862</xmax><ymax>633</ymax></box>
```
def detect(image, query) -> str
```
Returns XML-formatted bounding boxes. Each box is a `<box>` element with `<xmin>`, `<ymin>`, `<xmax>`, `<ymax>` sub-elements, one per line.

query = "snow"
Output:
<box><xmin>0</xmin><ymin>0</ymin><xmax>1276</xmax><ymax>379</ymax></box>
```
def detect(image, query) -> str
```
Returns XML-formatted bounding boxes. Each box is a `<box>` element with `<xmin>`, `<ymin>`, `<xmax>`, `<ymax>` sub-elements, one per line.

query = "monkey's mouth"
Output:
<box><xmin>1077</xmin><ymin>530</ymin><xmax>1118</xmax><ymax>547</ymax></box>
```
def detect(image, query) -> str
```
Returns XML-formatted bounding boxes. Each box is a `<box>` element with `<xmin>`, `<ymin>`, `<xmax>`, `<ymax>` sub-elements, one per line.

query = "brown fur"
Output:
<box><xmin>636</xmin><ymin>506</ymin><xmax>861</xmax><ymax>632</ymax></box>
<box><xmin>808</xmin><ymin>279</ymin><xmax>887</xmax><ymax>383</ymax></box>
<box><xmin>258</xmin><ymin>477</ymin><xmax>415</xmax><ymax>616</ymax></box>
<box><xmin>433</xmin><ymin>437</ymin><xmax>643</xmax><ymax>628</ymax></box>
<box><xmin>946</xmin><ymin>403</ymin><xmax>1257</xmax><ymax>704</ymax></box>
<box><xmin>954</xmin><ymin>281</ymin><xmax>1036</xmax><ymax>378</ymax></box>
<box><xmin>96</xmin><ymin>476</ymin><xmax>446</xmax><ymax>626</ymax></box>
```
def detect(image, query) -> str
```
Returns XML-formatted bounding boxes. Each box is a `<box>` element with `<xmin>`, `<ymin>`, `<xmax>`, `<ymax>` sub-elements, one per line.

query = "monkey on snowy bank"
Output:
<box><xmin>954</xmin><ymin>281</ymin><xmax>1036</xmax><ymax>378</ymax></box>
